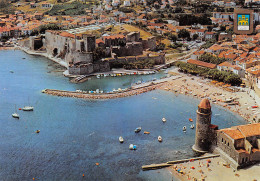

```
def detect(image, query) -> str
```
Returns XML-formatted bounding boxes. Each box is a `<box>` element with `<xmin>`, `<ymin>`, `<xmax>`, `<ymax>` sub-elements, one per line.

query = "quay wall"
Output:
<box><xmin>43</xmin><ymin>82</ymin><xmax>166</xmax><ymax>100</ymax></box>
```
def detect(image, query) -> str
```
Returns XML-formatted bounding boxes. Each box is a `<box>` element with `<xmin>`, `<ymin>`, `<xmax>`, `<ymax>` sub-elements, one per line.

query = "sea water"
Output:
<box><xmin>0</xmin><ymin>50</ymin><xmax>245</xmax><ymax>180</ymax></box>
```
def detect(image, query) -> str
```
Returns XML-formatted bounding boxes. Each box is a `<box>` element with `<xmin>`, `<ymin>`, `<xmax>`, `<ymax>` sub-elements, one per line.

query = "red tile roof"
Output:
<box><xmin>187</xmin><ymin>59</ymin><xmax>217</xmax><ymax>69</ymax></box>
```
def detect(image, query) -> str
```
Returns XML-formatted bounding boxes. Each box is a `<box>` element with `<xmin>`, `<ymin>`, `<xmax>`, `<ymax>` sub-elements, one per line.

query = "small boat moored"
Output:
<box><xmin>162</xmin><ymin>117</ymin><xmax>166</xmax><ymax>123</ymax></box>
<box><xmin>183</xmin><ymin>126</ymin><xmax>187</xmax><ymax>132</ymax></box>
<box><xmin>129</xmin><ymin>144</ymin><xmax>137</xmax><ymax>150</ymax></box>
<box><xmin>135</xmin><ymin>127</ymin><xmax>141</xmax><ymax>133</ymax></box>
<box><xmin>144</xmin><ymin>131</ymin><xmax>150</xmax><ymax>134</ymax></box>
<box><xmin>22</xmin><ymin>106</ymin><xmax>34</xmax><ymax>111</ymax></box>
<box><xmin>119</xmin><ymin>136</ymin><xmax>124</xmax><ymax>143</ymax></box>
<box><xmin>190</xmin><ymin>124</ymin><xmax>195</xmax><ymax>129</ymax></box>
<box><xmin>189</xmin><ymin>118</ymin><xmax>193</xmax><ymax>122</ymax></box>
<box><xmin>158</xmin><ymin>136</ymin><xmax>163</xmax><ymax>142</ymax></box>
<box><xmin>12</xmin><ymin>113</ymin><xmax>19</xmax><ymax>119</ymax></box>
<box><xmin>35</xmin><ymin>130</ymin><xmax>40</xmax><ymax>133</ymax></box>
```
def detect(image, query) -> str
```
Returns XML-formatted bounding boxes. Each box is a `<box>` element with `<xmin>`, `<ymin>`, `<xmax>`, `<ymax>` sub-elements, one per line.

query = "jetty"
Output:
<box><xmin>142</xmin><ymin>154</ymin><xmax>220</xmax><ymax>171</ymax></box>
<box><xmin>43</xmin><ymin>82</ymin><xmax>164</xmax><ymax>100</ymax></box>
<box><xmin>42</xmin><ymin>76</ymin><xmax>182</xmax><ymax>99</ymax></box>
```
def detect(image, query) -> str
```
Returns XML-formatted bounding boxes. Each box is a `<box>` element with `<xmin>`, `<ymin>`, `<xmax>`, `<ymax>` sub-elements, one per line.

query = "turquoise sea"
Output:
<box><xmin>0</xmin><ymin>50</ymin><xmax>245</xmax><ymax>180</ymax></box>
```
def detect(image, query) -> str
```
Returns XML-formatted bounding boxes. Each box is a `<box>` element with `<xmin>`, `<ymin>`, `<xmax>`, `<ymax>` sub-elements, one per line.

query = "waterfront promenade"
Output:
<box><xmin>42</xmin><ymin>76</ymin><xmax>182</xmax><ymax>99</ymax></box>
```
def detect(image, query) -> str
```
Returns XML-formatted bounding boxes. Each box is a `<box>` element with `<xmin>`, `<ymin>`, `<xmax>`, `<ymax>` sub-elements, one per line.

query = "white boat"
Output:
<box><xmin>162</xmin><ymin>117</ymin><xmax>166</xmax><ymax>123</ymax></box>
<box><xmin>22</xmin><ymin>106</ymin><xmax>34</xmax><ymax>111</ymax></box>
<box><xmin>183</xmin><ymin>126</ymin><xmax>187</xmax><ymax>131</ymax></box>
<box><xmin>135</xmin><ymin>127</ymin><xmax>142</xmax><ymax>133</ymax></box>
<box><xmin>158</xmin><ymin>136</ymin><xmax>163</xmax><ymax>142</ymax></box>
<box><xmin>129</xmin><ymin>144</ymin><xmax>137</xmax><ymax>150</ymax></box>
<box><xmin>96</xmin><ymin>75</ymin><xmax>100</xmax><ymax>78</ymax></box>
<box><xmin>119</xmin><ymin>136</ymin><xmax>124</xmax><ymax>143</ymax></box>
<box><xmin>12</xmin><ymin>113</ymin><xmax>19</xmax><ymax>119</ymax></box>
<box><xmin>190</xmin><ymin>124</ymin><xmax>194</xmax><ymax>129</ymax></box>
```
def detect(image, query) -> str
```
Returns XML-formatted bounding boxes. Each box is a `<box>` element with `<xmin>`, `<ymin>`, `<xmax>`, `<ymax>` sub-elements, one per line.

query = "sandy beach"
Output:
<box><xmin>168</xmin><ymin>155</ymin><xmax>260</xmax><ymax>181</ymax></box>
<box><xmin>160</xmin><ymin>69</ymin><xmax>260</xmax><ymax>124</ymax></box>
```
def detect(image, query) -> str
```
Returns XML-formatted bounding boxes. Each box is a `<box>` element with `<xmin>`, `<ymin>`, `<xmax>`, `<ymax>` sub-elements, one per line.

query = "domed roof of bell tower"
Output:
<box><xmin>198</xmin><ymin>98</ymin><xmax>211</xmax><ymax>112</ymax></box>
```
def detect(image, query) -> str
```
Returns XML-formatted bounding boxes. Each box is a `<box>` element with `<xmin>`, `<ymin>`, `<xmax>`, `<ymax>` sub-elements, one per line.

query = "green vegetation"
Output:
<box><xmin>45</xmin><ymin>2</ymin><xmax>90</xmax><ymax>15</ymax></box>
<box><xmin>0</xmin><ymin>0</ymin><xmax>15</xmax><ymax>14</ymax></box>
<box><xmin>118</xmin><ymin>7</ymin><xmax>135</xmax><ymax>13</ymax></box>
<box><xmin>199</xmin><ymin>53</ymin><xmax>226</xmax><ymax>65</ymax></box>
<box><xmin>30</xmin><ymin>24</ymin><xmax>61</xmax><ymax>36</ymax></box>
<box><xmin>156</xmin><ymin>43</ymin><xmax>166</xmax><ymax>51</ymax></box>
<box><xmin>110</xmin><ymin>59</ymin><xmax>156</xmax><ymax>69</ymax></box>
<box><xmin>178</xmin><ymin>29</ymin><xmax>190</xmax><ymax>40</ymax></box>
<box><xmin>200</xmin><ymin>39</ymin><xmax>216</xmax><ymax>49</ymax></box>
<box><xmin>168</xmin><ymin>42</ymin><xmax>183</xmax><ymax>49</ymax></box>
<box><xmin>177</xmin><ymin>14</ymin><xmax>212</xmax><ymax>26</ymax></box>
<box><xmin>175</xmin><ymin>61</ymin><xmax>242</xmax><ymax>86</ymax></box>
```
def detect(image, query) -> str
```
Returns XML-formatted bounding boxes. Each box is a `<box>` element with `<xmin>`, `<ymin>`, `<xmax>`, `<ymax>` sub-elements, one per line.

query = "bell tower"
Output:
<box><xmin>192</xmin><ymin>98</ymin><xmax>212</xmax><ymax>153</ymax></box>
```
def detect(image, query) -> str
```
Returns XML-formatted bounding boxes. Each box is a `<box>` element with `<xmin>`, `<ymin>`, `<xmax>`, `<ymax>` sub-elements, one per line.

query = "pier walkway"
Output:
<box><xmin>142</xmin><ymin>154</ymin><xmax>220</xmax><ymax>171</ymax></box>
<box><xmin>42</xmin><ymin>76</ymin><xmax>182</xmax><ymax>100</ymax></box>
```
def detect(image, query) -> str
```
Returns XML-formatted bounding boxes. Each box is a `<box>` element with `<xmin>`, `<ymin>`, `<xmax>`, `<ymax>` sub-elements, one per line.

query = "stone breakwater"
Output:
<box><xmin>42</xmin><ymin>82</ymin><xmax>166</xmax><ymax>100</ymax></box>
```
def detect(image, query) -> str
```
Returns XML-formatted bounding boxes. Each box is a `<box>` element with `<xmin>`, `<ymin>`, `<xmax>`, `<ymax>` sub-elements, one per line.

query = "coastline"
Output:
<box><xmin>160</xmin><ymin>70</ymin><xmax>259</xmax><ymax>124</ymax></box>
<box><xmin>167</xmin><ymin>156</ymin><xmax>260</xmax><ymax>181</ymax></box>
<box><xmin>11</xmin><ymin>47</ymin><xmax>260</xmax><ymax>123</ymax></box>
<box><xmin>17</xmin><ymin>46</ymin><xmax>68</xmax><ymax>68</ymax></box>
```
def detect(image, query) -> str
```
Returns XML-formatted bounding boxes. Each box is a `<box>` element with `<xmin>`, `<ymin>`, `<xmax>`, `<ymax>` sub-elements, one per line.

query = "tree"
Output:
<box><xmin>168</xmin><ymin>34</ymin><xmax>177</xmax><ymax>42</ymax></box>
<box><xmin>192</xmin><ymin>34</ymin><xmax>199</xmax><ymax>40</ymax></box>
<box><xmin>156</xmin><ymin>43</ymin><xmax>165</xmax><ymax>51</ymax></box>
<box><xmin>178</xmin><ymin>29</ymin><xmax>190</xmax><ymax>40</ymax></box>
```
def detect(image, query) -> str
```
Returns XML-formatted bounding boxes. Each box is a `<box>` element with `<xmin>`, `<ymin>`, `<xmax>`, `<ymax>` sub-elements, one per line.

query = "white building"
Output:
<box><xmin>124</xmin><ymin>0</ymin><xmax>131</xmax><ymax>6</ymax></box>
<box><xmin>217</xmin><ymin>61</ymin><xmax>245</xmax><ymax>78</ymax></box>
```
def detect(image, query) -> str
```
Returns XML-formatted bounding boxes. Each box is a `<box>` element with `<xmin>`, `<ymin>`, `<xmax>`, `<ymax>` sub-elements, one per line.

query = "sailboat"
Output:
<box><xmin>183</xmin><ymin>126</ymin><xmax>187</xmax><ymax>132</ymax></box>
<box><xmin>119</xmin><ymin>136</ymin><xmax>124</xmax><ymax>143</ymax></box>
<box><xmin>12</xmin><ymin>105</ymin><xmax>19</xmax><ymax>119</ymax></box>
<box><xmin>22</xmin><ymin>106</ymin><xmax>34</xmax><ymax>111</ymax></box>
<box><xmin>158</xmin><ymin>136</ymin><xmax>163</xmax><ymax>142</ymax></box>
<box><xmin>162</xmin><ymin>117</ymin><xmax>166</xmax><ymax>123</ymax></box>
<box><xmin>22</xmin><ymin>98</ymin><xmax>34</xmax><ymax>111</ymax></box>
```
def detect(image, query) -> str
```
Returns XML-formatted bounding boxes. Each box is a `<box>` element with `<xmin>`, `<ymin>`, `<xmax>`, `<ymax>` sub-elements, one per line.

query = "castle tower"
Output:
<box><xmin>192</xmin><ymin>99</ymin><xmax>212</xmax><ymax>153</ymax></box>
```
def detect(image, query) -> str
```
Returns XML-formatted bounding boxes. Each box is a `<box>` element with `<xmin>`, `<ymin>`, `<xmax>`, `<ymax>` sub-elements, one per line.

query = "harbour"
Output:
<box><xmin>0</xmin><ymin>49</ymin><xmax>246</xmax><ymax>180</ymax></box>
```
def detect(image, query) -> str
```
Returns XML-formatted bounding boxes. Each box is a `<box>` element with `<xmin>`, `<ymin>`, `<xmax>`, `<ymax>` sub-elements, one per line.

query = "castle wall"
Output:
<box><xmin>84</xmin><ymin>35</ymin><xmax>96</xmax><ymax>52</ymax></box>
<box><xmin>251</xmin><ymin>151</ymin><xmax>260</xmax><ymax>161</ymax></box>
<box><xmin>45</xmin><ymin>31</ymin><xmax>68</xmax><ymax>58</ymax></box>
<box><xmin>65</xmin><ymin>52</ymin><xmax>93</xmax><ymax>64</ymax></box>
<box><xmin>217</xmin><ymin>132</ymin><xmax>239</xmax><ymax>162</ymax></box>
<box><xmin>142</xmin><ymin>37</ymin><xmax>156</xmax><ymax>51</ymax></box>
<box><xmin>126</xmin><ymin>32</ymin><xmax>140</xmax><ymax>42</ymax></box>
<box><xmin>68</xmin><ymin>61</ymin><xmax>110</xmax><ymax>75</ymax></box>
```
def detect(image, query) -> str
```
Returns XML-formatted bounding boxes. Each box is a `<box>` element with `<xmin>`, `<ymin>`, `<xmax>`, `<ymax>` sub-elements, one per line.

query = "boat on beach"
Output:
<box><xmin>119</xmin><ymin>136</ymin><xmax>124</xmax><ymax>143</ymax></box>
<box><xmin>22</xmin><ymin>106</ymin><xmax>34</xmax><ymax>111</ymax></box>
<box><xmin>158</xmin><ymin>136</ymin><xmax>163</xmax><ymax>142</ymax></box>
<box><xmin>135</xmin><ymin>127</ymin><xmax>141</xmax><ymax>133</ymax></box>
